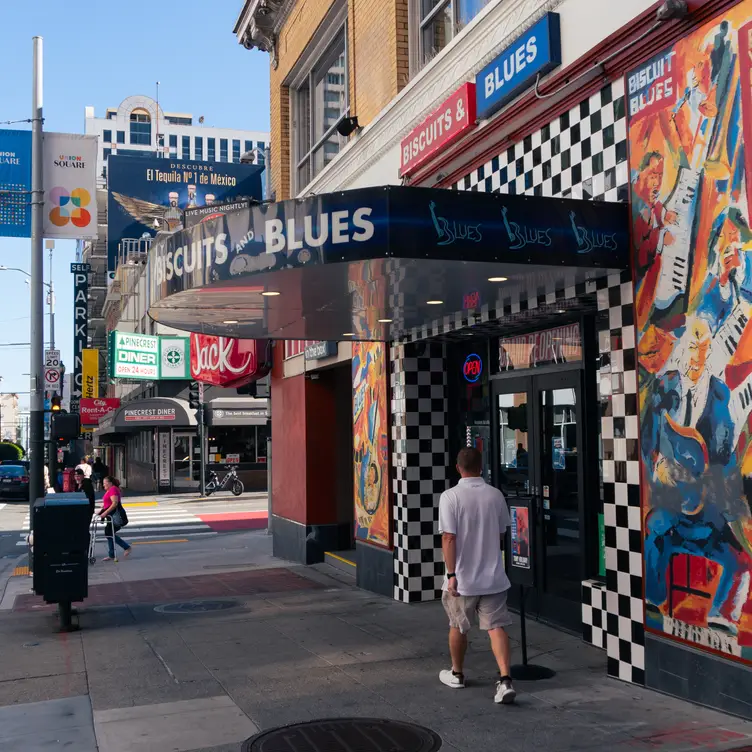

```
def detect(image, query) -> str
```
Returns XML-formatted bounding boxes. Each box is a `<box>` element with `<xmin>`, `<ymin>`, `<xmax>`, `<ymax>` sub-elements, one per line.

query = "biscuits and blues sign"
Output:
<box><xmin>475</xmin><ymin>13</ymin><xmax>562</xmax><ymax>120</ymax></box>
<box><xmin>148</xmin><ymin>185</ymin><xmax>629</xmax><ymax>306</ymax></box>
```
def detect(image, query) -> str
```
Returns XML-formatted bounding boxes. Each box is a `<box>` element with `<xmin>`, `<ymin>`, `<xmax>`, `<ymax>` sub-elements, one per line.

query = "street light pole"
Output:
<box><xmin>46</xmin><ymin>242</ymin><xmax>55</xmax><ymax>351</ymax></box>
<box><xmin>29</xmin><ymin>36</ymin><xmax>45</xmax><ymax>518</ymax></box>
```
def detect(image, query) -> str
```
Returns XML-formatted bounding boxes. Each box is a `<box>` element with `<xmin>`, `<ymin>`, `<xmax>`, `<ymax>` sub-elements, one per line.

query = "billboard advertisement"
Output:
<box><xmin>70</xmin><ymin>263</ymin><xmax>90</xmax><ymax>413</ymax></box>
<box><xmin>0</xmin><ymin>129</ymin><xmax>32</xmax><ymax>238</ymax></box>
<box><xmin>82</xmin><ymin>348</ymin><xmax>98</xmax><ymax>399</ymax></box>
<box><xmin>629</xmin><ymin>2</ymin><xmax>752</xmax><ymax>662</ymax></box>
<box><xmin>189</xmin><ymin>333</ymin><xmax>266</xmax><ymax>388</ymax></box>
<box><xmin>107</xmin><ymin>155</ymin><xmax>263</xmax><ymax>271</ymax></box>
<box><xmin>352</xmin><ymin>342</ymin><xmax>390</xmax><ymax>548</ymax></box>
<box><xmin>43</xmin><ymin>133</ymin><xmax>98</xmax><ymax>239</ymax></box>
<box><xmin>80</xmin><ymin>397</ymin><xmax>120</xmax><ymax>426</ymax></box>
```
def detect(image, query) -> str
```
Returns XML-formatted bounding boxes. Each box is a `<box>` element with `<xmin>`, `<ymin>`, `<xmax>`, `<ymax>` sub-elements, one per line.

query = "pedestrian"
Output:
<box><xmin>97</xmin><ymin>476</ymin><xmax>132</xmax><ymax>561</ymax></box>
<box><xmin>75</xmin><ymin>456</ymin><xmax>92</xmax><ymax>479</ymax></box>
<box><xmin>74</xmin><ymin>467</ymin><xmax>96</xmax><ymax>517</ymax></box>
<box><xmin>438</xmin><ymin>447</ymin><xmax>516</xmax><ymax>705</ymax></box>
<box><xmin>91</xmin><ymin>457</ymin><xmax>107</xmax><ymax>491</ymax></box>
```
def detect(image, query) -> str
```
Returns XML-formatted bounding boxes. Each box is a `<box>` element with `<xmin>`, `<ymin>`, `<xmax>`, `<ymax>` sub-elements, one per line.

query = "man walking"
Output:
<box><xmin>439</xmin><ymin>447</ymin><xmax>516</xmax><ymax>704</ymax></box>
<box><xmin>74</xmin><ymin>467</ymin><xmax>96</xmax><ymax>518</ymax></box>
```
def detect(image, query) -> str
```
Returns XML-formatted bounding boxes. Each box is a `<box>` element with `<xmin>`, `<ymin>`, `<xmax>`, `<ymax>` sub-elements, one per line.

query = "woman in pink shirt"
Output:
<box><xmin>98</xmin><ymin>476</ymin><xmax>132</xmax><ymax>561</ymax></box>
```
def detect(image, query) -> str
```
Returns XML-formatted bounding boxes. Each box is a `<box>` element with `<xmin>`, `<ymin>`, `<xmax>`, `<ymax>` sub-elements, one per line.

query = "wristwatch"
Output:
<box><xmin>447</xmin><ymin>573</ymin><xmax>456</xmax><ymax>579</ymax></box>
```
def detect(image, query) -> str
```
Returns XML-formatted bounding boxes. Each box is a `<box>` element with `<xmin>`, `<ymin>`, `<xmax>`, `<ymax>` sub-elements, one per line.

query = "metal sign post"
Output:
<box><xmin>28</xmin><ymin>36</ymin><xmax>45</xmax><ymax>518</ymax></box>
<box><xmin>198</xmin><ymin>382</ymin><xmax>206</xmax><ymax>496</ymax></box>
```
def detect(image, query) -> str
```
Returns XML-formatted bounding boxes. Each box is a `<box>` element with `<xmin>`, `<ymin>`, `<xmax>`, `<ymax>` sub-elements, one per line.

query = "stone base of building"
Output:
<box><xmin>271</xmin><ymin>514</ymin><xmax>352</xmax><ymax>565</ymax></box>
<box><xmin>355</xmin><ymin>541</ymin><xmax>393</xmax><ymax>597</ymax></box>
<box><xmin>645</xmin><ymin>632</ymin><xmax>752</xmax><ymax>720</ymax></box>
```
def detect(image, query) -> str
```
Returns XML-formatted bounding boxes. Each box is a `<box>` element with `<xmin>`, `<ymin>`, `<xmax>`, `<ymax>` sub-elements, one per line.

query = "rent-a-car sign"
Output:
<box><xmin>80</xmin><ymin>398</ymin><xmax>121</xmax><ymax>426</ymax></box>
<box><xmin>400</xmin><ymin>83</ymin><xmax>477</xmax><ymax>177</ymax></box>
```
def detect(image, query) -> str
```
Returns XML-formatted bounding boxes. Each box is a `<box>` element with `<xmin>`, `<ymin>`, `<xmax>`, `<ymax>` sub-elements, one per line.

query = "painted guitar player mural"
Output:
<box><xmin>630</xmin><ymin>4</ymin><xmax>752</xmax><ymax>659</ymax></box>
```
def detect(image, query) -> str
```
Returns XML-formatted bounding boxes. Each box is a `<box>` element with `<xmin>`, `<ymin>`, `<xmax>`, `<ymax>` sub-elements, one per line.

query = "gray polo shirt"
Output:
<box><xmin>438</xmin><ymin>476</ymin><xmax>511</xmax><ymax>596</ymax></box>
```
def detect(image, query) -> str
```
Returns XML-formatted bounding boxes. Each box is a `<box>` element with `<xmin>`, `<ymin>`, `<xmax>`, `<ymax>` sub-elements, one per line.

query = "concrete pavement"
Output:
<box><xmin>1</xmin><ymin>530</ymin><xmax>752</xmax><ymax>751</ymax></box>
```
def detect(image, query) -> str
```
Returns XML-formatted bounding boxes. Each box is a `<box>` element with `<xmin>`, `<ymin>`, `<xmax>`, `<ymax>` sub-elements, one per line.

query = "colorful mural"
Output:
<box><xmin>629</xmin><ymin>3</ymin><xmax>752</xmax><ymax>659</ymax></box>
<box><xmin>352</xmin><ymin>341</ymin><xmax>390</xmax><ymax>547</ymax></box>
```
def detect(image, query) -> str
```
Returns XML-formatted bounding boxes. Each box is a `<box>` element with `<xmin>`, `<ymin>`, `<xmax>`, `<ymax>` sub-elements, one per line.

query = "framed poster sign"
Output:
<box><xmin>508</xmin><ymin>496</ymin><xmax>534</xmax><ymax>587</ymax></box>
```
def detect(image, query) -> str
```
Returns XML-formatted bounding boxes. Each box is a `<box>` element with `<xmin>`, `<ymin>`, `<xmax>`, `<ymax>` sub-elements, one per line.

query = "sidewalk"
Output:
<box><xmin>1</xmin><ymin>535</ymin><xmax>752</xmax><ymax>751</ymax></box>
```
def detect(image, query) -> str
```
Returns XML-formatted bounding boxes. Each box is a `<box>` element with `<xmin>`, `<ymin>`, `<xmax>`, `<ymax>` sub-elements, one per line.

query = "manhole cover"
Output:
<box><xmin>243</xmin><ymin>718</ymin><xmax>442</xmax><ymax>751</ymax></box>
<box><xmin>154</xmin><ymin>600</ymin><xmax>238</xmax><ymax>614</ymax></box>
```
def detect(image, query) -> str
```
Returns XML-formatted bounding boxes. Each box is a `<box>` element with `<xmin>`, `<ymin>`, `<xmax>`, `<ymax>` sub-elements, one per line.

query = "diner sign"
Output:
<box><xmin>400</xmin><ymin>83</ymin><xmax>477</xmax><ymax>177</ymax></box>
<box><xmin>498</xmin><ymin>323</ymin><xmax>582</xmax><ymax>371</ymax></box>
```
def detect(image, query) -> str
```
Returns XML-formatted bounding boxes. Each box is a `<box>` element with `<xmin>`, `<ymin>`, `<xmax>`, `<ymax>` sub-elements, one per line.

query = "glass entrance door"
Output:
<box><xmin>493</xmin><ymin>370</ymin><xmax>586</xmax><ymax>631</ymax></box>
<box><xmin>173</xmin><ymin>432</ymin><xmax>199</xmax><ymax>488</ymax></box>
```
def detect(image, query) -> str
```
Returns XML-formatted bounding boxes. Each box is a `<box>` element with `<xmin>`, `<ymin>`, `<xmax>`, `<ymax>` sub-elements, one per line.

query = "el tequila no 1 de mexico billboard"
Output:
<box><xmin>107</xmin><ymin>155</ymin><xmax>263</xmax><ymax>271</ymax></box>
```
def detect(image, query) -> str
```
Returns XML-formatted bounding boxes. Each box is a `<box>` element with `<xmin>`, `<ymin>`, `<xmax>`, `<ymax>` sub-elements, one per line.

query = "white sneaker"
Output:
<box><xmin>439</xmin><ymin>669</ymin><xmax>465</xmax><ymax>688</ymax></box>
<box><xmin>495</xmin><ymin>679</ymin><xmax>516</xmax><ymax>704</ymax></box>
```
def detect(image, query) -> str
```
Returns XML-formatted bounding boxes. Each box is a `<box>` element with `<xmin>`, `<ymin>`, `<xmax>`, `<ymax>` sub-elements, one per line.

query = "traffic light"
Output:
<box><xmin>50</xmin><ymin>395</ymin><xmax>62</xmax><ymax>412</ymax></box>
<box><xmin>188</xmin><ymin>381</ymin><xmax>201</xmax><ymax>410</ymax></box>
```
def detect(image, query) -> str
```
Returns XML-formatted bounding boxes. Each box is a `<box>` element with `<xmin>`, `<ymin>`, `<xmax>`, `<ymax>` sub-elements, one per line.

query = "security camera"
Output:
<box><xmin>657</xmin><ymin>0</ymin><xmax>688</xmax><ymax>22</ymax></box>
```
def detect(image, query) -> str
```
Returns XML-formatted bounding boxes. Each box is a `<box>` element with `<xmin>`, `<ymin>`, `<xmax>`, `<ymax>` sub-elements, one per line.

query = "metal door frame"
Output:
<box><xmin>491</xmin><ymin>370</ymin><xmax>587</xmax><ymax>631</ymax></box>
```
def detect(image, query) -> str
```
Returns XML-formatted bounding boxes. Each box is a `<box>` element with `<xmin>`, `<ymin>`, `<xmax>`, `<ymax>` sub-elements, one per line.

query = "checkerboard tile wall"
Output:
<box><xmin>391</xmin><ymin>341</ymin><xmax>449</xmax><ymax>603</ymax></box>
<box><xmin>582</xmin><ymin>579</ymin><xmax>608</xmax><ymax>650</ymax></box>
<box><xmin>387</xmin><ymin>78</ymin><xmax>645</xmax><ymax>685</ymax></box>
<box><xmin>597</xmin><ymin>272</ymin><xmax>644</xmax><ymax>686</ymax></box>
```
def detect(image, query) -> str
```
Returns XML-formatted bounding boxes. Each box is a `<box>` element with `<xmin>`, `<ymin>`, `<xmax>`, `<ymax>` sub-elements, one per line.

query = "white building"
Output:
<box><xmin>84</xmin><ymin>94</ymin><xmax>269</xmax><ymax>184</ymax></box>
<box><xmin>0</xmin><ymin>393</ymin><xmax>20</xmax><ymax>443</ymax></box>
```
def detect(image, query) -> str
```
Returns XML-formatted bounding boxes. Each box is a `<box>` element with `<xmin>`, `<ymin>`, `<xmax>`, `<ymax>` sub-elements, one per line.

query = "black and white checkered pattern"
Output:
<box><xmin>582</xmin><ymin>579</ymin><xmax>608</xmax><ymax>650</ymax></box>
<box><xmin>597</xmin><ymin>272</ymin><xmax>644</xmax><ymax>685</ymax></box>
<box><xmin>391</xmin><ymin>341</ymin><xmax>449</xmax><ymax>603</ymax></box>
<box><xmin>385</xmin><ymin>78</ymin><xmax>645</xmax><ymax>685</ymax></box>
<box><xmin>459</xmin><ymin>79</ymin><xmax>629</xmax><ymax>203</ymax></box>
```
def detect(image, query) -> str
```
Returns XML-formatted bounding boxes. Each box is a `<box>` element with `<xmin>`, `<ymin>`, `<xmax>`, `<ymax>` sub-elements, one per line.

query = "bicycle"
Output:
<box><xmin>205</xmin><ymin>465</ymin><xmax>244</xmax><ymax>496</ymax></box>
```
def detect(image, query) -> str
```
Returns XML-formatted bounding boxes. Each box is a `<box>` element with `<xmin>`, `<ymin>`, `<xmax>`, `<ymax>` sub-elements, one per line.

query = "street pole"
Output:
<box><xmin>198</xmin><ymin>383</ymin><xmax>206</xmax><ymax>496</ymax></box>
<box><xmin>29</xmin><ymin>36</ymin><xmax>44</xmax><ymax>519</ymax></box>
<box><xmin>47</xmin><ymin>245</ymin><xmax>56</xmax><ymax>490</ymax></box>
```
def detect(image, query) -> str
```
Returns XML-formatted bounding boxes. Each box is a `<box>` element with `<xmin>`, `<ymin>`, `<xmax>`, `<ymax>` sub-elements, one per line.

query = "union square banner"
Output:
<box><xmin>629</xmin><ymin>1</ymin><xmax>752</xmax><ymax>661</ymax></box>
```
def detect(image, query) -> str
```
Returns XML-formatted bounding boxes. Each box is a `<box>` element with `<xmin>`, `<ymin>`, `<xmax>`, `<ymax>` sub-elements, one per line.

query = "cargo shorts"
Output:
<box><xmin>442</xmin><ymin>589</ymin><xmax>514</xmax><ymax>634</ymax></box>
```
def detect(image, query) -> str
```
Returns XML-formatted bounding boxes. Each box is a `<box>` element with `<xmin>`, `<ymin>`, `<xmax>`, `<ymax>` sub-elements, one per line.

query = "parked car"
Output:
<box><xmin>1</xmin><ymin>459</ymin><xmax>29</xmax><ymax>470</ymax></box>
<box><xmin>0</xmin><ymin>464</ymin><xmax>29</xmax><ymax>500</ymax></box>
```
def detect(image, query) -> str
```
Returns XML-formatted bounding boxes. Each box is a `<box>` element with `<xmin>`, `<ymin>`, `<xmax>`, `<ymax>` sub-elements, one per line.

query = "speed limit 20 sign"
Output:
<box><xmin>45</xmin><ymin>349</ymin><xmax>61</xmax><ymax>368</ymax></box>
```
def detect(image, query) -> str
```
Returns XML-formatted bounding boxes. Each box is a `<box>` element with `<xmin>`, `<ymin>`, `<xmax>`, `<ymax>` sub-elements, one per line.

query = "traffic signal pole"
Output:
<box><xmin>29</xmin><ymin>37</ymin><xmax>45</xmax><ymax>519</ymax></box>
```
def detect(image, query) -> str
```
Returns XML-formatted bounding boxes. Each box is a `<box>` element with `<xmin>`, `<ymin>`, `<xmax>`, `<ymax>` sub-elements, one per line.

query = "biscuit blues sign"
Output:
<box><xmin>400</xmin><ymin>83</ymin><xmax>477</xmax><ymax>178</ymax></box>
<box><xmin>475</xmin><ymin>13</ymin><xmax>561</xmax><ymax>120</ymax></box>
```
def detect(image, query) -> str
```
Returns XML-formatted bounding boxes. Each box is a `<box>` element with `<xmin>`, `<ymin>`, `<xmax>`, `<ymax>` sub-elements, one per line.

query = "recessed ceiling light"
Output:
<box><xmin>342</xmin><ymin>332</ymin><xmax>355</xmax><ymax>337</ymax></box>
<box><xmin>222</xmin><ymin>320</ymin><xmax>238</xmax><ymax>324</ymax></box>
<box><xmin>556</xmin><ymin>309</ymin><xmax>566</xmax><ymax>314</ymax></box>
<box><xmin>378</xmin><ymin>318</ymin><xmax>392</xmax><ymax>323</ymax></box>
<box><xmin>488</xmin><ymin>276</ymin><xmax>508</xmax><ymax>282</ymax></box>
<box><xmin>426</xmin><ymin>300</ymin><xmax>443</xmax><ymax>305</ymax></box>
<box><xmin>261</xmin><ymin>291</ymin><xmax>280</xmax><ymax>297</ymax></box>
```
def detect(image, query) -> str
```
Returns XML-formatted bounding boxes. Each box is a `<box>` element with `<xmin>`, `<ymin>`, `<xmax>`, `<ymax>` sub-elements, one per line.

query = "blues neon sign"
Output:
<box><xmin>475</xmin><ymin>13</ymin><xmax>562</xmax><ymax>120</ymax></box>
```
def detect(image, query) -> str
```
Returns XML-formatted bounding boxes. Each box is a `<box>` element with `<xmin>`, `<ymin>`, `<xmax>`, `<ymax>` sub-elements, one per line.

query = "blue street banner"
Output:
<box><xmin>107</xmin><ymin>155</ymin><xmax>264</xmax><ymax>271</ymax></box>
<box><xmin>475</xmin><ymin>13</ymin><xmax>561</xmax><ymax>120</ymax></box>
<box><xmin>0</xmin><ymin>129</ymin><xmax>32</xmax><ymax>238</ymax></box>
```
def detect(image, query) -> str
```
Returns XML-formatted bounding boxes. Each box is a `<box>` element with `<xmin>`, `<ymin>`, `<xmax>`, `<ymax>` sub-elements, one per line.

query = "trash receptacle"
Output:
<box><xmin>32</xmin><ymin>493</ymin><xmax>90</xmax><ymax>631</ymax></box>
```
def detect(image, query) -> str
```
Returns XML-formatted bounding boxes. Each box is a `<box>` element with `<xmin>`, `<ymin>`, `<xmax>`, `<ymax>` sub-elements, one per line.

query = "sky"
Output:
<box><xmin>0</xmin><ymin>0</ymin><xmax>270</xmax><ymax>414</ymax></box>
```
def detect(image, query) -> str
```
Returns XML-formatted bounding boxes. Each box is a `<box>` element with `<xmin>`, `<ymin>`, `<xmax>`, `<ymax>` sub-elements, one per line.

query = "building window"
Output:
<box><xmin>103</xmin><ymin>148</ymin><xmax>112</xmax><ymax>161</ymax></box>
<box><xmin>220</xmin><ymin>138</ymin><xmax>228</xmax><ymax>162</ymax></box>
<box><xmin>208</xmin><ymin>138</ymin><xmax>216</xmax><ymax>161</ymax></box>
<box><xmin>195</xmin><ymin>136</ymin><xmax>203</xmax><ymax>160</ymax></box>
<box><xmin>169</xmin><ymin>134</ymin><xmax>177</xmax><ymax>150</ymax></box>
<box><xmin>293</xmin><ymin>29</ymin><xmax>349</xmax><ymax>191</ymax></box>
<box><xmin>417</xmin><ymin>0</ymin><xmax>493</xmax><ymax>66</ymax></box>
<box><xmin>182</xmin><ymin>135</ymin><xmax>190</xmax><ymax>160</ymax></box>
<box><xmin>232</xmin><ymin>140</ymin><xmax>241</xmax><ymax>162</ymax></box>
<box><xmin>116</xmin><ymin>130</ymin><xmax>125</xmax><ymax>144</ymax></box>
<box><xmin>244</xmin><ymin>140</ymin><xmax>254</xmax><ymax>154</ymax></box>
<box><xmin>103</xmin><ymin>129</ymin><xmax>112</xmax><ymax>143</ymax></box>
<box><xmin>129</xmin><ymin>109</ymin><xmax>152</xmax><ymax>145</ymax></box>
<box><xmin>207</xmin><ymin>425</ymin><xmax>270</xmax><ymax>464</ymax></box>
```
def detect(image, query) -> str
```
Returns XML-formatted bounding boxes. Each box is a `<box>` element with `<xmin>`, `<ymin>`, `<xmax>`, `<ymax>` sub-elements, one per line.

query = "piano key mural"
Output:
<box><xmin>629</xmin><ymin>3</ymin><xmax>752</xmax><ymax>660</ymax></box>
